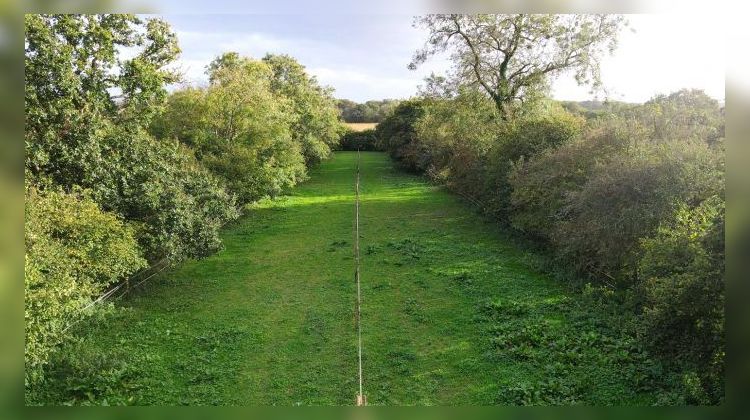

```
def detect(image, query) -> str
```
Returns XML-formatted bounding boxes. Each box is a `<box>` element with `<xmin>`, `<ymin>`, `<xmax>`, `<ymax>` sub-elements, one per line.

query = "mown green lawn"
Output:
<box><xmin>30</xmin><ymin>152</ymin><xmax>663</xmax><ymax>405</ymax></box>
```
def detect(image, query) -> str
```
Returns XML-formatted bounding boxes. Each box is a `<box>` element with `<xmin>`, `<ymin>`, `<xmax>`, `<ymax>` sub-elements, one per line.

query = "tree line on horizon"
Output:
<box><xmin>336</xmin><ymin>98</ymin><xmax>401</xmax><ymax>123</ymax></box>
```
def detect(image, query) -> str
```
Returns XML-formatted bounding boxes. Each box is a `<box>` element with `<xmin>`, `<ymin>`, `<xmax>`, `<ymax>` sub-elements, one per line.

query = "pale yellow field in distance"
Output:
<box><xmin>344</xmin><ymin>122</ymin><xmax>377</xmax><ymax>132</ymax></box>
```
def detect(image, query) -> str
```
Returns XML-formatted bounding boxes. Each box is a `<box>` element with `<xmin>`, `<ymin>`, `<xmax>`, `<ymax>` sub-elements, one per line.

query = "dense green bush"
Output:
<box><xmin>264</xmin><ymin>54</ymin><xmax>345</xmax><ymax>164</ymax></box>
<box><xmin>414</xmin><ymin>91</ymin><xmax>499</xmax><ymax>196</ymax></box>
<box><xmin>25</xmin><ymin>14</ymin><xmax>239</xmax><ymax>262</ymax></box>
<box><xmin>481</xmin><ymin>106</ymin><xmax>584</xmax><ymax>219</ymax></box>
<box><xmin>338</xmin><ymin>129</ymin><xmax>380</xmax><ymax>151</ymax></box>
<box><xmin>637</xmin><ymin>196</ymin><xmax>725</xmax><ymax>403</ymax></box>
<box><xmin>377</xmin><ymin>86</ymin><xmax>725</xmax><ymax>402</ymax></box>
<box><xmin>148</xmin><ymin>87</ymin><xmax>206</xmax><ymax>148</ymax></box>
<box><xmin>509</xmin><ymin>93</ymin><xmax>724</xmax><ymax>284</ymax></box>
<box><xmin>337</xmin><ymin>99</ymin><xmax>401</xmax><ymax>123</ymax></box>
<box><xmin>623</xmin><ymin>89</ymin><xmax>725</xmax><ymax>144</ymax></box>
<box><xmin>554</xmin><ymin>138</ymin><xmax>722</xmax><ymax>282</ymax></box>
<box><xmin>200</xmin><ymin>58</ymin><xmax>307</xmax><ymax>203</ymax></box>
<box><xmin>508</xmin><ymin>118</ymin><xmax>641</xmax><ymax>241</ymax></box>
<box><xmin>153</xmin><ymin>52</ymin><xmax>342</xmax><ymax>203</ymax></box>
<box><xmin>90</xmin><ymin>125</ymin><xmax>240</xmax><ymax>261</ymax></box>
<box><xmin>509</xmin><ymin>95</ymin><xmax>725</xmax><ymax>401</ymax></box>
<box><xmin>25</xmin><ymin>185</ymin><xmax>146</xmax><ymax>385</ymax></box>
<box><xmin>376</xmin><ymin>100</ymin><xmax>430</xmax><ymax>172</ymax></box>
<box><xmin>381</xmin><ymin>94</ymin><xmax>583</xmax><ymax>218</ymax></box>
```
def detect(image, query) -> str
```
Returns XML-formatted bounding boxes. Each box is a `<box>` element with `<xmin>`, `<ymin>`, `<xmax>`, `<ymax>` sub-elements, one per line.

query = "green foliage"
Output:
<box><xmin>202</xmin><ymin>138</ymin><xmax>304</xmax><ymax>204</ymax></box>
<box><xmin>90</xmin><ymin>125</ymin><xmax>240</xmax><ymax>261</ymax></box>
<box><xmin>153</xmin><ymin>52</ymin><xmax>343</xmax><ymax>203</ymax></box>
<box><xmin>24</xmin><ymin>14</ymin><xmax>239</xmax><ymax>387</ymax></box>
<box><xmin>410</xmin><ymin>14</ymin><xmax>625</xmax><ymax>119</ymax></box>
<box><xmin>338</xmin><ymin>129</ymin><xmax>379</xmax><ymax>151</ymax></box>
<box><xmin>627</xmin><ymin>89</ymin><xmax>725</xmax><ymax>144</ymax></box>
<box><xmin>25</xmin><ymin>14</ymin><xmax>179</xmax><ymax>180</ymax></box>
<box><xmin>375</xmin><ymin>99</ymin><xmax>429</xmax><ymax>172</ymax></box>
<box><xmin>509</xmin><ymin>118</ymin><xmax>640</xmax><ymax>240</ymax></box>
<box><xmin>509</xmin><ymin>101</ymin><xmax>724</xmax><ymax>282</ymax></box>
<box><xmin>25</xmin><ymin>14</ymin><xmax>237</xmax><ymax>262</ymax></box>
<box><xmin>202</xmin><ymin>58</ymin><xmax>308</xmax><ymax>203</ymax></box>
<box><xmin>264</xmin><ymin>54</ymin><xmax>344</xmax><ymax>164</ymax></box>
<box><xmin>26</xmin><ymin>339</ymin><xmax>147</xmax><ymax>406</ymax></box>
<box><xmin>413</xmin><ymin>90</ymin><xmax>499</xmax><ymax>192</ymax></box>
<box><xmin>637</xmin><ymin>197</ymin><xmax>725</xmax><ymax>403</ymax></box>
<box><xmin>25</xmin><ymin>185</ymin><xmax>146</xmax><ymax>385</ymax></box>
<box><xmin>381</xmin><ymin>92</ymin><xmax>582</xmax><ymax>220</ymax></box>
<box><xmin>481</xmin><ymin>105</ymin><xmax>584</xmax><ymax>218</ymax></box>
<box><xmin>148</xmin><ymin>87</ymin><xmax>206</xmax><ymax>147</ymax></box>
<box><xmin>337</xmin><ymin>99</ymin><xmax>401</xmax><ymax>123</ymax></box>
<box><xmin>555</xmin><ymin>138</ymin><xmax>722</xmax><ymax>281</ymax></box>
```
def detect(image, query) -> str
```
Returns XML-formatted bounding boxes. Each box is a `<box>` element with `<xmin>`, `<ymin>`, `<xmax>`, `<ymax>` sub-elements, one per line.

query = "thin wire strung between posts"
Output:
<box><xmin>354</xmin><ymin>148</ymin><xmax>366</xmax><ymax>406</ymax></box>
<box><xmin>61</xmin><ymin>257</ymin><xmax>171</xmax><ymax>334</ymax></box>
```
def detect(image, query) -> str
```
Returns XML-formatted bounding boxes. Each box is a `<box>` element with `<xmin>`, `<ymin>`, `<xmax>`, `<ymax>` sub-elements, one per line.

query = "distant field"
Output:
<box><xmin>344</xmin><ymin>122</ymin><xmax>377</xmax><ymax>132</ymax></box>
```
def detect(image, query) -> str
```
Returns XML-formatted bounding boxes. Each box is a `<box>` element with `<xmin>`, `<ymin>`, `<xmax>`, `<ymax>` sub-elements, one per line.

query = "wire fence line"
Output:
<box><xmin>59</xmin><ymin>204</ymin><xmax>247</xmax><ymax>335</ymax></box>
<box><xmin>354</xmin><ymin>149</ymin><xmax>366</xmax><ymax>406</ymax></box>
<box><xmin>61</xmin><ymin>257</ymin><xmax>171</xmax><ymax>334</ymax></box>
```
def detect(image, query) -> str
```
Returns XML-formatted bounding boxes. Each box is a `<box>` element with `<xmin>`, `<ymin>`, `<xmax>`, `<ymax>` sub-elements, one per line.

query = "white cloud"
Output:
<box><xmin>308</xmin><ymin>66</ymin><xmax>423</xmax><ymax>99</ymax></box>
<box><xmin>162</xmin><ymin>13</ymin><xmax>724</xmax><ymax>103</ymax></box>
<box><xmin>552</xmin><ymin>14</ymin><xmax>725</xmax><ymax>102</ymax></box>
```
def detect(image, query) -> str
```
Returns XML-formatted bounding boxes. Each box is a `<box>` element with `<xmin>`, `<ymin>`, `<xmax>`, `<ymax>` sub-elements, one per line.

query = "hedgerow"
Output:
<box><xmin>377</xmin><ymin>88</ymin><xmax>725</xmax><ymax>403</ymax></box>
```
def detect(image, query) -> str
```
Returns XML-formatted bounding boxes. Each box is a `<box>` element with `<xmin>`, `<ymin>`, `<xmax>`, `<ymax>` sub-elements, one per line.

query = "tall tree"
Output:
<box><xmin>409</xmin><ymin>14</ymin><xmax>625</xmax><ymax>120</ymax></box>
<box><xmin>25</xmin><ymin>15</ymin><xmax>237</xmax><ymax>262</ymax></box>
<box><xmin>25</xmin><ymin>14</ymin><xmax>180</xmax><ymax>181</ymax></box>
<box><xmin>158</xmin><ymin>52</ymin><xmax>307</xmax><ymax>203</ymax></box>
<box><xmin>263</xmin><ymin>54</ymin><xmax>343</xmax><ymax>164</ymax></box>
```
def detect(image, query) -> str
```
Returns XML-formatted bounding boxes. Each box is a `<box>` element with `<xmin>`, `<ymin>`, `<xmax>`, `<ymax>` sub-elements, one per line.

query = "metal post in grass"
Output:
<box><xmin>355</xmin><ymin>148</ymin><xmax>366</xmax><ymax>406</ymax></box>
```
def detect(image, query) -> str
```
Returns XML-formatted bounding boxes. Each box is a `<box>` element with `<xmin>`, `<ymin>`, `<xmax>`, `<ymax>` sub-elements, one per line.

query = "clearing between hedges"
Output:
<box><xmin>34</xmin><ymin>151</ymin><xmax>660</xmax><ymax>405</ymax></box>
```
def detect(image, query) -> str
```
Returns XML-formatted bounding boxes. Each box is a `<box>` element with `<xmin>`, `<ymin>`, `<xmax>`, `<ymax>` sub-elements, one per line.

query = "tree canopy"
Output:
<box><xmin>409</xmin><ymin>14</ymin><xmax>625</xmax><ymax>120</ymax></box>
<box><xmin>337</xmin><ymin>99</ymin><xmax>401</xmax><ymax>123</ymax></box>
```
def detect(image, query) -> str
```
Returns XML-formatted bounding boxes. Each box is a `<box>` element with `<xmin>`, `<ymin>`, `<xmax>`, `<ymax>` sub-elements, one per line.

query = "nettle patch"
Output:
<box><xmin>478</xmin><ymin>296</ymin><xmax>665</xmax><ymax>405</ymax></box>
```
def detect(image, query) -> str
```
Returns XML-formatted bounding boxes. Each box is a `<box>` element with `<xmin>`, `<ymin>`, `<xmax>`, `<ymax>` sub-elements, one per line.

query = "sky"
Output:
<box><xmin>155</xmin><ymin>13</ymin><xmax>725</xmax><ymax>104</ymax></box>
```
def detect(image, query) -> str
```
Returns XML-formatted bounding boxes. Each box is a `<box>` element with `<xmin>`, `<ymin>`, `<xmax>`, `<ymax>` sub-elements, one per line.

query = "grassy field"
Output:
<box><xmin>30</xmin><ymin>152</ymin><xmax>664</xmax><ymax>405</ymax></box>
<box><xmin>344</xmin><ymin>122</ymin><xmax>378</xmax><ymax>132</ymax></box>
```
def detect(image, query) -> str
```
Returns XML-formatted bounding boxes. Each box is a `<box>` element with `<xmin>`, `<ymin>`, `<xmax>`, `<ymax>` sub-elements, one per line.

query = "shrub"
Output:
<box><xmin>153</xmin><ymin>54</ymin><xmax>312</xmax><ymax>203</ymax></box>
<box><xmin>338</xmin><ymin>129</ymin><xmax>380</xmax><ymax>151</ymax></box>
<box><xmin>202</xmin><ymin>138</ymin><xmax>306</xmax><ymax>203</ymax></box>
<box><xmin>263</xmin><ymin>54</ymin><xmax>344</xmax><ymax>164</ymax></box>
<box><xmin>626</xmin><ymin>89</ymin><xmax>724</xmax><ymax>145</ymax></box>
<box><xmin>509</xmin><ymin>117</ymin><xmax>645</xmax><ymax>241</ymax></box>
<box><xmin>25</xmin><ymin>185</ymin><xmax>146</xmax><ymax>385</ymax></box>
<box><xmin>481</xmin><ymin>106</ymin><xmax>584</xmax><ymax>219</ymax></box>
<box><xmin>376</xmin><ymin>100</ymin><xmax>429</xmax><ymax>173</ymax></box>
<box><xmin>87</xmin><ymin>125</ymin><xmax>240</xmax><ymax>261</ymax></box>
<box><xmin>414</xmin><ymin>90</ymin><xmax>498</xmax><ymax>195</ymax></box>
<box><xmin>557</xmin><ymin>138</ymin><xmax>722</xmax><ymax>282</ymax></box>
<box><xmin>637</xmin><ymin>196</ymin><xmax>725</xmax><ymax>403</ymax></box>
<box><xmin>26</xmin><ymin>337</ymin><xmax>147</xmax><ymax>405</ymax></box>
<box><xmin>26</xmin><ymin>15</ymin><xmax>238</xmax><ymax>263</ymax></box>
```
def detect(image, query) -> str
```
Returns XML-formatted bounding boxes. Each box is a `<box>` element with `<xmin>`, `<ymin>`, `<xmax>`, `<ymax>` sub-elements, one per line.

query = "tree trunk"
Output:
<box><xmin>494</xmin><ymin>97</ymin><xmax>513</xmax><ymax>122</ymax></box>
